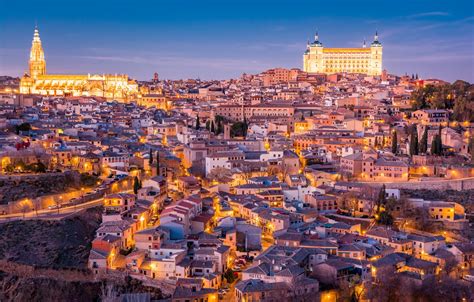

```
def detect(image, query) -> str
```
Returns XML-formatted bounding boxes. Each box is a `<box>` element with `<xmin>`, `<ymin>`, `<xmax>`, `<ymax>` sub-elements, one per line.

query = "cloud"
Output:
<box><xmin>75</xmin><ymin>54</ymin><xmax>274</xmax><ymax>72</ymax></box>
<box><xmin>238</xmin><ymin>42</ymin><xmax>303</xmax><ymax>51</ymax></box>
<box><xmin>407</xmin><ymin>11</ymin><xmax>450</xmax><ymax>19</ymax></box>
<box><xmin>386</xmin><ymin>53</ymin><xmax>473</xmax><ymax>63</ymax></box>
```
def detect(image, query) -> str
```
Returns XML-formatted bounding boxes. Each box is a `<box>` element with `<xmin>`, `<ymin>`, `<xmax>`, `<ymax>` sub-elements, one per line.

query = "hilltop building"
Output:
<box><xmin>19</xmin><ymin>27</ymin><xmax>138</xmax><ymax>101</ymax></box>
<box><xmin>303</xmin><ymin>31</ymin><xmax>382</xmax><ymax>76</ymax></box>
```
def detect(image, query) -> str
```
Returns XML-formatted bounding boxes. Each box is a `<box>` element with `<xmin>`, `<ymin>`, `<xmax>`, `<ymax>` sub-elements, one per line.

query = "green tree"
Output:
<box><xmin>469</xmin><ymin>137</ymin><xmax>474</xmax><ymax>164</ymax></box>
<box><xmin>243</xmin><ymin>116</ymin><xmax>249</xmax><ymax>137</ymax></box>
<box><xmin>133</xmin><ymin>176</ymin><xmax>140</xmax><ymax>194</ymax></box>
<box><xmin>156</xmin><ymin>151</ymin><xmax>161</xmax><ymax>175</ymax></box>
<box><xmin>195</xmin><ymin>115</ymin><xmax>200</xmax><ymax>130</ymax></box>
<box><xmin>223</xmin><ymin>269</ymin><xmax>236</xmax><ymax>283</ymax></box>
<box><xmin>431</xmin><ymin>135</ymin><xmax>439</xmax><ymax>155</ymax></box>
<box><xmin>378</xmin><ymin>211</ymin><xmax>394</xmax><ymax>226</ymax></box>
<box><xmin>216</xmin><ymin>119</ymin><xmax>223</xmax><ymax>135</ymax></box>
<box><xmin>419</xmin><ymin>127</ymin><xmax>428</xmax><ymax>154</ymax></box>
<box><xmin>409</xmin><ymin>127</ymin><xmax>419</xmax><ymax>156</ymax></box>
<box><xmin>15</xmin><ymin>122</ymin><xmax>32</xmax><ymax>134</ymax></box>
<box><xmin>230</xmin><ymin>122</ymin><xmax>247</xmax><ymax>137</ymax></box>
<box><xmin>391</xmin><ymin>130</ymin><xmax>398</xmax><ymax>154</ymax></box>
<box><xmin>376</xmin><ymin>185</ymin><xmax>386</xmax><ymax>215</ymax></box>
<box><xmin>29</xmin><ymin>161</ymin><xmax>46</xmax><ymax>173</ymax></box>
<box><xmin>210</xmin><ymin>120</ymin><xmax>215</xmax><ymax>134</ymax></box>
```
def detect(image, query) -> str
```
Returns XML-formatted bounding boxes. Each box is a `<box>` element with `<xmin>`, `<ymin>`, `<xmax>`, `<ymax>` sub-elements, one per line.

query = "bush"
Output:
<box><xmin>80</xmin><ymin>173</ymin><xmax>99</xmax><ymax>187</ymax></box>
<box><xmin>224</xmin><ymin>269</ymin><xmax>236</xmax><ymax>283</ymax></box>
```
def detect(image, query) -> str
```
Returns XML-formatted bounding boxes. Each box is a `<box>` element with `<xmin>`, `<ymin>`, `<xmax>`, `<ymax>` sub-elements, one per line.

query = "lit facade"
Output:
<box><xmin>303</xmin><ymin>32</ymin><xmax>382</xmax><ymax>76</ymax></box>
<box><xmin>20</xmin><ymin>27</ymin><xmax>138</xmax><ymax>101</ymax></box>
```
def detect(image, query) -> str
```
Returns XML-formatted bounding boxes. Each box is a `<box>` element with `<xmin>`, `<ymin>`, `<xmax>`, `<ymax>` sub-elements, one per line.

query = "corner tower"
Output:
<box><xmin>303</xmin><ymin>32</ymin><xmax>324</xmax><ymax>73</ymax></box>
<box><xmin>29</xmin><ymin>26</ymin><xmax>46</xmax><ymax>78</ymax></box>
<box><xmin>369</xmin><ymin>31</ymin><xmax>382</xmax><ymax>76</ymax></box>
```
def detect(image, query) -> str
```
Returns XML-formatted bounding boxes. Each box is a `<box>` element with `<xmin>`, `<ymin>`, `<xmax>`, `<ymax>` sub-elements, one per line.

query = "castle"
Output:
<box><xmin>19</xmin><ymin>27</ymin><xmax>138</xmax><ymax>101</ymax></box>
<box><xmin>303</xmin><ymin>32</ymin><xmax>382</xmax><ymax>76</ymax></box>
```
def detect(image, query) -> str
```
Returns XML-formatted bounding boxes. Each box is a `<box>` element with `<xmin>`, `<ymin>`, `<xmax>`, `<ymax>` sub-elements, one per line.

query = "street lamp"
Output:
<box><xmin>57</xmin><ymin>195</ymin><xmax>63</xmax><ymax>214</ymax></box>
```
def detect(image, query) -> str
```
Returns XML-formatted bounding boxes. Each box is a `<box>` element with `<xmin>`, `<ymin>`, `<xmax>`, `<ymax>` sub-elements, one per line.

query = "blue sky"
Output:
<box><xmin>1</xmin><ymin>0</ymin><xmax>473</xmax><ymax>81</ymax></box>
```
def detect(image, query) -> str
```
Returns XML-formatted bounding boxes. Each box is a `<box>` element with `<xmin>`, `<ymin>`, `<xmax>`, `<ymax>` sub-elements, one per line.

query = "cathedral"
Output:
<box><xmin>303</xmin><ymin>32</ymin><xmax>382</xmax><ymax>76</ymax></box>
<box><xmin>19</xmin><ymin>27</ymin><xmax>139</xmax><ymax>101</ymax></box>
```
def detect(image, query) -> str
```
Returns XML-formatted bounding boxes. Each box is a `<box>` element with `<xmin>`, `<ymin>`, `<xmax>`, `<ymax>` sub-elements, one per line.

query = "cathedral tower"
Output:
<box><xmin>28</xmin><ymin>26</ymin><xmax>46</xmax><ymax>78</ymax></box>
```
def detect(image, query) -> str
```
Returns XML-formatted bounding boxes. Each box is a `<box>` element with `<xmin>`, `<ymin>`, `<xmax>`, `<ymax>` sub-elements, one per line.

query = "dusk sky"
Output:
<box><xmin>1</xmin><ymin>0</ymin><xmax>473</xmax><ymax>82</ymax></box>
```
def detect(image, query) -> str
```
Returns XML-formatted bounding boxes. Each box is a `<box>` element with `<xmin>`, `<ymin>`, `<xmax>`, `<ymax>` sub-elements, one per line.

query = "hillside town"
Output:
<box><xmin>0</xmin><ymin>66</ymin><xmax>473</xmax><ymax>301</ymax></box>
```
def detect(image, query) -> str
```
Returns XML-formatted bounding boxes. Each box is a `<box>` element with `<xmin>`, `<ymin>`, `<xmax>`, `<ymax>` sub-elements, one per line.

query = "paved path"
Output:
<box><xmin>0</xmin><ymin>198</ymin><xmax>103</xmax><ymax>222</ymax></box>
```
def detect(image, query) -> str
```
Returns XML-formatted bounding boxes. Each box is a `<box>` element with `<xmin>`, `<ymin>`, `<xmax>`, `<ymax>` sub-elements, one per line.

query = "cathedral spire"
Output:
<box><xmin>33</xmin><ymin>26</ymin><xmax>41</xmax><ymax>42</ymax></box>
<box><xmin>374</xmin><ymin>31</ymin><xmax>379</xmax><ymax>42</ymax></box>
<box><xmin>29</xmin><ymin>25</ymin><xmax>46</xmax><ymax>78</ymax></box>
<box><xmin>363</xmin><ymin>38</ymin><xmax>366</xmax><ymax>48</ymax></box>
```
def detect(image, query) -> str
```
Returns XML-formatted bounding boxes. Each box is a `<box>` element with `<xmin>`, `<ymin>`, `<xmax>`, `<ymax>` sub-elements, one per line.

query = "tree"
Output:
<box><xmin>207</xmin><ymin>167</ymin><xmax>232</xmax><ymax>183</ymax></box>
<box><xmin>391</xmin><ymin>130</ymin><xmax>398</xmax><ymax>154</ymax></box>
<box><xmin>338</xmin><ymin>275</ymin><xmax>364</xmax><ymax>302</ymax></box>
<box><xmin>431</xmin><ymin>127</ymin><xmax>443</xmax><ymax>155</ymax></box>
<box><xmin>419</xmin><ymin>127</ymin><xmax>428</xmax><ymax>154</ymax></box>
<box><xmin>223</xmin><ymin>269</ymin><xmax>236</xmax><ymax>284</ymax></box>
<box><xmin>19</xmin><ymin>202</ymin><xmax>31</xmax><ymax>219</ymax></box>
<box><xmin>338</xmin><ymin>192</ymin><xmax>359</xmax><ymax>216</ymax></box>
<box><xmin>378</xmin><ymin>211</ymin><xmax>394</xmax><ymax>225</ymax></box>
<box><xmin>15</xmin><ymin>122</ymin><xmax>31</xmax><ymax>134</ymax></box>
<box><xmin>133</xmin><ymin>176</ymin><xmax>141</xmax><ymax>194</ymax></box>
<box><xmin>230</xmin><ymin>122</ymin><xmax>247</xmax><ymax>137</ymax></box>
<box><xmin>469</xmin><ymin>137</ymin><xmax>474</xmax><ymax>164</ymax></box>
<box><xmin>216</xmin><ymin>119</ymin><xmax>223</xmax><ymax>135</ymax></box>
<box><xmin>210</xmin><ymin>120</ymin><xmax>215</xmax><ymax>134</ymax></box>
<box><xmin>54</xmin><ymin>196</ymin><xmax>62</xmax><ymax>214</ymax></box>
<box><xmin>409</xmin><ymin>127</ymin><xmax>419</xmax><ymax>156</ymax></box>
<box><xmin>243</xmin><ymin>116</ymin><xmax>249</xmax><ymax>137</ymax></box>
<box><xmin>156</xmin><ymin>151</ymin><xmax>161</xmax><ymax>176</ymax></box>
<box><xmin>375</xmin><ymin>185</ymin><xmax>386</xmax><ymax>215</ymax></box>
<box><xmin>33</xmin><ymin>198</ymin><xmax>41</xmax><ymax>217</ymax></box>
<box><xmin>195</xmin><ymin>115</ymin><xmax>200</xmax><ymax>130</ymax></box>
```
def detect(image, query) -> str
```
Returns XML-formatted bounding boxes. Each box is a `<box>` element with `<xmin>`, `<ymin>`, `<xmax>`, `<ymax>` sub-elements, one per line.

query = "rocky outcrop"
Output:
<box><xmin>0</xmin><ymin>171</ymin><xmax>80</xmax><ymax>205</ymax></box>
<box><xmin>0</xmin><ymin>206</ymin><xmax>102</xmax><ymax>269</ymax></box>
<box><xmin>0</xmin><ymin>270</ymin><xmax>101</xmax><ymax>302</ymax></box>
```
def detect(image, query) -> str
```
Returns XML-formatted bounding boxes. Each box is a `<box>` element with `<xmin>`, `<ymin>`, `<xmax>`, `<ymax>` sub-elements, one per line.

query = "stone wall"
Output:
<box><xmin>359</xmin><ymin>177</ymin><xmax>474</xmax><ymax>191</ymax></box>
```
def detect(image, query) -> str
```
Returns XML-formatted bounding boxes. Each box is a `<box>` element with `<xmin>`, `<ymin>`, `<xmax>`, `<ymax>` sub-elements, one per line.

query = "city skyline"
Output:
<box><xmin>1</xmin><ymin>0</ymin><xmax>473</xmax><ymax>82</ymax></box>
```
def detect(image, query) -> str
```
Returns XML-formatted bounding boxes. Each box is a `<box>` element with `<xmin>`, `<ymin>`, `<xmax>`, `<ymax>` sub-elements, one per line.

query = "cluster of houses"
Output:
<box><xmin>0</xmin><ymin>70</ymin><xmax>472</xmax><ymax>301</ymax></box>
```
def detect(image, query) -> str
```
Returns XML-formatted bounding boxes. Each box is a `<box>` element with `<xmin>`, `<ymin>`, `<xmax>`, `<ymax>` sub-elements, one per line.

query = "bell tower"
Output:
<box><xmin>29</xmin><ymin>26</ymin><xmax>46</xmax><ymax>78</ymax></box>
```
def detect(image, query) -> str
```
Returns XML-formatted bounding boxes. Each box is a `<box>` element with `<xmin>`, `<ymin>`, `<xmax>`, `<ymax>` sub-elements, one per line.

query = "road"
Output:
<box><xmin>0</xmin><ymin>197</ymin><xmax>104</xmax><ymax>222</ymax></box>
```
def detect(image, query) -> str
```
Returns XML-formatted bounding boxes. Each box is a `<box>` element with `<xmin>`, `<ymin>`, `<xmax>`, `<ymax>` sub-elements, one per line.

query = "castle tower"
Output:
<box><xmin>28</xmin><ymin>26</ymin><xmax>46</xmax><ymax>78</ymax></box>
<box><xmin>303</xmin><ymin>31</ymin><xmax>324</xmax><ymax>73</ymax></box>
<box><xmin>369</xmin><ymin>31</ymin><xmax>383</xmax><ymax>76</ymax></box>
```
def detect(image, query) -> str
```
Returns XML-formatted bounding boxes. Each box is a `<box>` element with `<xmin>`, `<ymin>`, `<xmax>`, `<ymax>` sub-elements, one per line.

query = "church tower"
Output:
<box><xmin>28</xmin><ymin>26</ymin><xmax>46</xmax><ymax>78</ymax></box>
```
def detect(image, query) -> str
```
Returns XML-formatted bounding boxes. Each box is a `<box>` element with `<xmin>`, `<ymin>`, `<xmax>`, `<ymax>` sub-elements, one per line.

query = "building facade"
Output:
<box><xmin>20</xmin><ymin>27</ymin><xmax>138</xmax><ymax>101</ymax></box>
<box><xmin>303</xmin><ymin>32</ymin><xmax>382</xmax><ymax>76</ymax></box>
